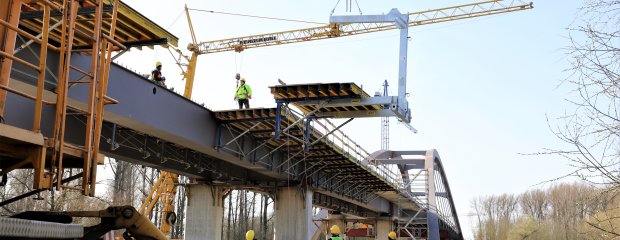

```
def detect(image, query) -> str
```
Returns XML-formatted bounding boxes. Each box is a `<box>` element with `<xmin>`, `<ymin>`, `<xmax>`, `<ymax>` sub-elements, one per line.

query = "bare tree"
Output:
<box><xmin>547</xmin><ymin>0</ymin><xmax>619</xmax><ymax>187</ymax></box>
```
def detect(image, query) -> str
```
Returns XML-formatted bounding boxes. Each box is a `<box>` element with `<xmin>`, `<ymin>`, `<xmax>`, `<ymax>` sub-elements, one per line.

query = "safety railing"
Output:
<box><xmin>286</xmin><ymin>107</ymin><xmax>403</xmax><ymax>190</ymax></box>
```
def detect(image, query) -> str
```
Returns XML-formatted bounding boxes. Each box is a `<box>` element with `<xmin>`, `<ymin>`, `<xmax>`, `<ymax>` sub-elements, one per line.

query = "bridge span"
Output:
<box><xmin>2</xmin><ymin>41</ymin><xmax>463</xmax><ymax>239</ymax></box>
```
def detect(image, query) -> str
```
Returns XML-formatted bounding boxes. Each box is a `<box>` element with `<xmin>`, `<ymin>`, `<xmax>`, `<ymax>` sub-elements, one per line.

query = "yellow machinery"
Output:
<box><xmin>139</xmin><ymin>170</ymin><xmax>178</xmax><ymax>236</ymax></box>
<box><xmin>144</xmin><ymin>0</ymin><xmax>534</xmax><ymax>236</ymax></box>
<box><xmin>6</xmin><ymin>205</ymin><xmax>166</xmax><ymax>240</ymax></box>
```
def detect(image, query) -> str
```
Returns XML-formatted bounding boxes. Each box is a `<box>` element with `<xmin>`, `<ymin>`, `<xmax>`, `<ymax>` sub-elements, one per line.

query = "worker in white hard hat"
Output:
<box><xmin>150</xmin><ymin>61</ymin><xmax>166</xmax><ymax>87</ymax></box>
<box><xmin>234</xmin><ymin>75</ymin><xmax>252</xmax><ymax>109</ymax></box>
<box><xmin>329</xmin><ymin>225</ymin><xmax>343</xmax><ymax>240</ymax></box>
<box><xmin>245</xmin><ymin>230</ymin><xmax>257</xmax><ymax>240</ymax></box>
<box><xmin>388</xmin><ymin>231</ymin><xmax>397</xmax><ymax>239</ymax></box>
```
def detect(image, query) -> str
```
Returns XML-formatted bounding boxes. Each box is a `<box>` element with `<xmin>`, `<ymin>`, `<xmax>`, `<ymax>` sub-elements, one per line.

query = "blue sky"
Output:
<box><xmin>116</xmin><ymin>0</ymin><xmax>584</xmax><ymax>238</ymax></box>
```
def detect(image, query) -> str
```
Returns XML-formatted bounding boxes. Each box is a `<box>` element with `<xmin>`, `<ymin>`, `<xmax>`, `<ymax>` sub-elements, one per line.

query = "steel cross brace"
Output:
<box><xmin>302</xmin><ymin>159</ymin><xmax>329</xmax><ymax>177</ymax></box>
<box><xmin>320</xmin><ymin>171</ymin><xmax>344</xmax><ymax>189</ymax></box>
<box><xmin>284</xmin><ymin>154</ymin><xmax>311</xmax><ymax>176</ymax></box>
<box><xmin>220</xmin><ymin>121</ymin><xmax>261</xmax><ymax>149</ymax></box>
<box><xmin>274</xmin><ymin>149</ymin><xmax>305</xmax><ymax>170</ymax></box>
<box><xmin>329</xmin><ymin>174</ymin><xmax>355</xmax><ymax>192</ymax></box>
<box><xmin>342</xmin><ymin>181</ymin><xmax>366</xmax><ymax>196</ymax></box>
<box><xmin>350</xmin><ymin>185</ymin><xmax>373</xmax><ymax>199</ymax></box>
<box><xmin>257</xmin><ymin>141</ymin><xmax>289</xmax><ymax>163</ymax></box>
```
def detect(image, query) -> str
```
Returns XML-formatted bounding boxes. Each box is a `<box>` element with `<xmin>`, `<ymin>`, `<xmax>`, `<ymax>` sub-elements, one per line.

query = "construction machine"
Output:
<box><xmin>2</xmin><ymin>205</ymin><xmax>166</xmax><ymax>240</ymax></box>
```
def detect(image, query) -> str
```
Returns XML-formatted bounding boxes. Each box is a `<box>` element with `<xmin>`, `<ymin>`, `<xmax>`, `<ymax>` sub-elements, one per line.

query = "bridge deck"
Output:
<box><xmin>213</xmin><ymin>108</ymin><xmax>395</xmax><ymax>191</ymax></box>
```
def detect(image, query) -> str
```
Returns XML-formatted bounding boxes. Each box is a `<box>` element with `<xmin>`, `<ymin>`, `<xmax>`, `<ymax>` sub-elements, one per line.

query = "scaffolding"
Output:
<box><xmin>213</xmin><ymin>106</ymin><xmax>402</xmax><ymax>194</ymax></box>
<box><xmin>0</xmin><ymin>0</ymin><xmax>177</xmax><ymax>202</ymax></box>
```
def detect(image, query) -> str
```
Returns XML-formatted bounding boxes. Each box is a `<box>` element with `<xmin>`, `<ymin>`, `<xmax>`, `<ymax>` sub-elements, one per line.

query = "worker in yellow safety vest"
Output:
<box><xmin>388</xmin><ymin>231</ymin><xmax>397</xmax><ymax>239</ymax></box>
<box><xmin>329</xmin><ymin>225</ymin><xmax>343</xmax><ymax>240</ymax></box>
<box><xmin>246</xmin><ymin>230</ymin><xmax>257</xmax><ymax>240</ymax></box>
<box><xmin>234</xmin><ymin>77</ymin><xmax>252</xmax><ymax>109</ymax></box>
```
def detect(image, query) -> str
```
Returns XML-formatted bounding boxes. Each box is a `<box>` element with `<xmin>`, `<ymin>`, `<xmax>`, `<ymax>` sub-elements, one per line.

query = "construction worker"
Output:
<box><xmin>234</xmin><ymin>77</ymin><xmax>252</xmax><ymax>109</ymax></box>
<box><xmin>388</xmin><ymin>231</ymin><xmax>397</xmax><ymax>239</ymax></box>
<box><xmin>329</xmin><ymin>225</ymin><xmax>343</xmax><ymax>240</ymax></box>
<box><xmin>245</xmin><ymin>230</ymin><xmax>257</xmax><ymax>240</ymax></box>
<box><xmin>150</xmin><ymin>61</ymin><xmax>166</xmax><ymax>87</ymax></box>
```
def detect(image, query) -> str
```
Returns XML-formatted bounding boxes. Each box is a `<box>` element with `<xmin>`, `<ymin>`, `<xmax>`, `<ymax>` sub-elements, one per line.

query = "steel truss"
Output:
<box><xmin>369</xmin><ymin>149</ymin><xmax>463</xmax><ymax>239</ymax></box>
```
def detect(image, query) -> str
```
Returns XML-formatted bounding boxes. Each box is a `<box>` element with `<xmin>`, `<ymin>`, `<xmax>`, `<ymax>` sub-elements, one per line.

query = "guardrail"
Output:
<box><xmin>283</xmin><ymin>106</ymin><xmax>403</xmax><ymax>190</ymax></box>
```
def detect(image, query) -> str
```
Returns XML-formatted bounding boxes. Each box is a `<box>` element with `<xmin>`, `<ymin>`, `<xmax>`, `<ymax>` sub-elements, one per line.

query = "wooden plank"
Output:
<box><xmin>0</xmin><ymin>124</ymin><xmax>45</xmax><ymax>146</ymax></box>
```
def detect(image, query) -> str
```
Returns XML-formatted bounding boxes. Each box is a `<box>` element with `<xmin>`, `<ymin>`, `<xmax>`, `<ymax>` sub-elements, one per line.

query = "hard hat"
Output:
<box><xmin>156</xmin><ymin>61</ymin><xmax>162</xmax><ymax>67</ymax></box>
<box><xmin>388</xmin><ymin>231</ymin><xmax>397</xmax><ymax>239</ymax></box>
<box><xmin>245</xmin><ymin>230</ymin><xmax>255</xmax><ymax>240</ymax></box>
<box><xmin>240</xmin><ymin>77</ymin><xmax>246</xmax><ymax>81</ymax></box>
<box><xmin>330</xmin><ymin>225</ymin><xmax>341</xmax><ymax>235</ymax></box>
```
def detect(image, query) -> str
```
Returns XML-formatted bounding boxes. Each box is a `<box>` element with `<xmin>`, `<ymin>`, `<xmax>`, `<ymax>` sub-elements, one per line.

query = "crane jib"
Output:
<box><xmin>237</xmin><ymin>36</ymin><xmax>278</xmax><ymax>45</ymax></box>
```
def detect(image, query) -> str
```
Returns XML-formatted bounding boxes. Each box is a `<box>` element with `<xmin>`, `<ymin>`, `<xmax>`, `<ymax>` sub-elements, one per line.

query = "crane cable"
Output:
<box><xmin>187</xmin><ymin>8</ymin><xmax>325</xmax><ymax>25</ymax></box>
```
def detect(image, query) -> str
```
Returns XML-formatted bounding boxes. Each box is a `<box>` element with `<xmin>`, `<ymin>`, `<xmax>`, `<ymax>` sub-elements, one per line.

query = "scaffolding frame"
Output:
<box><xmin>0</xmin><ymin>0</ymin><xmax>123</xmax><ymax>197</ymax></box>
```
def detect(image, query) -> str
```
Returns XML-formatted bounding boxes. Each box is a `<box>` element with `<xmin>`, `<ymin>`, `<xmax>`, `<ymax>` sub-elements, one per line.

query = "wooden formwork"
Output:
<box><xmin>269</xmin><ymin>82</ymin><xmax>385</xmax><ymax>114</ymax></box>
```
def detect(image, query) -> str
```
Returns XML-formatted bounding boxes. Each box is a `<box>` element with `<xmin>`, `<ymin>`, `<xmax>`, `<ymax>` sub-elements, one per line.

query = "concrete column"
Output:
<box><xmin>327</xmin><ymin>214</ymin><xmax>346</xmax><ymax>239</ymax></box>
<box><xmin>375</xmin><ymin>219</ymin><xmax>392</xmax><ymax>240</ymax></box>
<box><xmin>185</xmin><ymin>185</ymin><xmax>224</xmax><ymax>240</ymax></box>
<box><xmin>274</xmin><ymin>187</ymin><xmax>312</xmax><ymax>240</ymax></box>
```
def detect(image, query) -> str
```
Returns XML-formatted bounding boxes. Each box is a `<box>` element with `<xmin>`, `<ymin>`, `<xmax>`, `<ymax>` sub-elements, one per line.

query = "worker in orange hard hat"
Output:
<box><xmin>329</xmin><ymin>225</ymin><xmax>343</xmax><ymax>240</ymax></box>
<box><xmin>150</xmin><ymin>61</ymin><xmax>166</xmax><ymax>87</ymax></box>
<box><xmin>245</xmin><ymin>230</ymin><xmax>257</xmax><ymax>240</ymax></box>
<box><xmin>388</xmin><ymin>231</ymin><xmax>397</xmax><ymax>239</ymax></box>
<box><xmin>234</xmin><ymin>75</ymin><xmax>252</xmax><ymax>109</ymax></box>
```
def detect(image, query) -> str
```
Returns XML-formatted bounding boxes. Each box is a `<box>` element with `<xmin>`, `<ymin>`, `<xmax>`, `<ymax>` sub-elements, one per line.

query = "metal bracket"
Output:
<box><xmin>330</xmin><ymin>9</ymin><xmax>412</xmax><ymax>124</ymax></box>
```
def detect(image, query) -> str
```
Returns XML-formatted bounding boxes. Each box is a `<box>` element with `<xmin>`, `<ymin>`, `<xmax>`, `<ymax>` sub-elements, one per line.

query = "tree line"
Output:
<box><xmin>471</xmin><ymin>183</ymin><xmax>619</xmax><ymax>240</ymax></box>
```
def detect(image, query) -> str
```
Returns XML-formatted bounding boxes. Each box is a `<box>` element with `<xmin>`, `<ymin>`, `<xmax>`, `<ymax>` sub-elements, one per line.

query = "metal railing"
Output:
<box><xmin>284</xmin><ymin>106</ymin><xmax>403</xmax><ymax>190</ymax></box>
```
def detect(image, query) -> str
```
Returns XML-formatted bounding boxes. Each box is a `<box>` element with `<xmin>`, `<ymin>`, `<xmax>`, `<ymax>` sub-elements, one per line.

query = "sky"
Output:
<box><xmin>114</xmin><ymin>0</ymin><xmax>585</xmax><ymax>238</ymax></box>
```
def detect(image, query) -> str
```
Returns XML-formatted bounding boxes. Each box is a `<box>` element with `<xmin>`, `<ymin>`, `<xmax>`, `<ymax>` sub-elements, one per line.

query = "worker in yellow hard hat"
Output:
<box><xmin>150</xmin><ymin>61</ymin><xmax>166</xmax><ymax>87</ymax></box>
<box><xmin>388</xmin><ymin>231</ymin><xmax>397</xmax><ymax>239</ymax></box>
<box><xmin>234</xmin><ymin>76</ymin><xmax>252</xmax><ymax>109</ymax></box>
<box><xmin>329</xmin><ymin>225</ymin><xmax>343</xmax><ymax>240</ymax></box>
<box><xmin>245</xmin><ymin>230</ymin><xmax>257</xmax><ymax>240</ymax></box>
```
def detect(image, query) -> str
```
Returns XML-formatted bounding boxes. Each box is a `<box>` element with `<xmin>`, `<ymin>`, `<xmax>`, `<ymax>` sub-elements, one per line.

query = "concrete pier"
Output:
<box><xmin>185</xmin><ymin>185</ymin><xmax>225</xmax><ymax>240</ymax></box>
<box><xmin>274</xmin><ymin>187</ymin><xmax>313</xmax><ymax>240</ymax></box>
<box><xmin>376</xmin><ymin>219</ymin><xmax>393</xmax><ymax>240</ymax></box>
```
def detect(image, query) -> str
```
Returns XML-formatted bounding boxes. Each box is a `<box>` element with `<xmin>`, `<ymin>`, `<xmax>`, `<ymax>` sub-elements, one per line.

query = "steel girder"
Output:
<box><xmin>3</xmin><ymin>42</ymin><xmax>397</xmax><ymax>217</ymax></box>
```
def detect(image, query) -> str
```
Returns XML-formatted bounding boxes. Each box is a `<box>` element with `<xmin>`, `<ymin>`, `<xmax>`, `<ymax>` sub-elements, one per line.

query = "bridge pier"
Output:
<box><xmin>375</xmin><ymin>218</ymin><xmax>393</xmax><ymax>240</ymax></box>
<box><xmin>185</xmin><ymin>185</ymin><xmax>225</xmax><ymax>240</ymax></box>
<box><xmin>274</xmin><ymin>187</ymin><xmax>313</xmax><ymax>240</ymax></box>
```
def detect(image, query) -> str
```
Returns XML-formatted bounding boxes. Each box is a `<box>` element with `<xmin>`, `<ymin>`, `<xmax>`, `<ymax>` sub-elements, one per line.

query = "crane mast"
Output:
<box><xmin>382</xmin><ymin>80</ymin><xmax>389</xmax><ymax>150</ymax></box>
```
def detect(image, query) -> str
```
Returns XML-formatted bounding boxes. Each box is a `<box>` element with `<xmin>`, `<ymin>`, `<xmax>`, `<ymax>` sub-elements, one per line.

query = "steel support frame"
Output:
<box><xmin>105</xmin><ymin>124</ymin><xmax>221</xmax><ymax>178</ymax></box>
<box><xmin>330</xmin><ymin>9</ymin><xmax>412</xmax><ymax>123</ymax></box>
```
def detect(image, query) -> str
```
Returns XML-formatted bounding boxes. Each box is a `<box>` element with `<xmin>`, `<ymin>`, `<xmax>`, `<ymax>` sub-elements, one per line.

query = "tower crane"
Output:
<box><xmin>178</xmin><ymin>0</ymin><xmax>533</xmax><ymax>97</ymax></box>
<box><xmin>145</xmin><ymin>0</ymin><xmax>534</xmax><ymax>236</ymax></box>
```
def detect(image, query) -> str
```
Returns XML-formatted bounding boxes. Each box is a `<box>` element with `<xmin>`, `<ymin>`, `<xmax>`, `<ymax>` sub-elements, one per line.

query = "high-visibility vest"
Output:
<box><xmin>235</xmin><ymin>84</ymin><xmax>252</xmax><ymax>99</ymax></box>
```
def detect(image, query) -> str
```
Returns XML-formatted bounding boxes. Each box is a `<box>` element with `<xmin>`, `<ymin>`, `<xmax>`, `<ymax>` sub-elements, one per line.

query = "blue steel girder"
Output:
<box><xmin>2</xmin><ymin>42</ymin><xmax>403</xmax><ymax>217</ymax></box>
